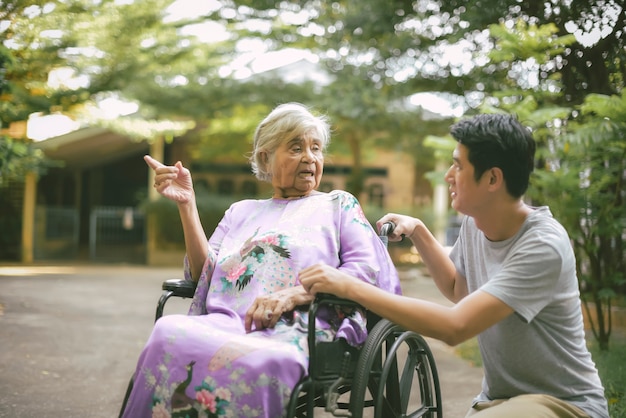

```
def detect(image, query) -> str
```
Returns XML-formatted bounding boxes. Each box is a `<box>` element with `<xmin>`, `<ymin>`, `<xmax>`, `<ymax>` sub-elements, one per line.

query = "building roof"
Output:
<box><xmin>35</xmin><ymin>127</ymin><xmax>149</xmax><ymax>170</ymax></box>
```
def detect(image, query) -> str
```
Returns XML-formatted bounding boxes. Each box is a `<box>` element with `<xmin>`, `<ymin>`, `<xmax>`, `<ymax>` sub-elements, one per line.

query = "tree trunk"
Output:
<box><xmin>588</xmin><ymin>249</ymin><xmax>612</xmax><ymax>351</ymax></box>
<box><xmin>346</xmin><ymin>132</ymin><xmax>364</xmax><ymax>199</ymax></box>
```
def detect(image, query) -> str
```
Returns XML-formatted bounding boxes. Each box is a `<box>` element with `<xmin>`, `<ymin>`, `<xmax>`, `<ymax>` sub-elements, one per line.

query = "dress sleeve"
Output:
<box><xmin>186</xmin><ymin>205</ymin><xmax>232</xmax><ymax>315</ymax></box>
<box><xmin>335</xmin><ymin>191</ymin><xmax>402</xmax><ymax>295</ymax></box>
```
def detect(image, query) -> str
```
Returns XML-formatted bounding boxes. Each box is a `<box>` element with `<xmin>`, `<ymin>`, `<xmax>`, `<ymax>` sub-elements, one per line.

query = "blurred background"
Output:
<box><xmin>0</xmin><ymin>1</ymin><xmax>624</xmax><ymax>414</ymax></box>
<box><xmin>1</xmin><ymin>0</ymin><xmax>622</xmax><ymax>268</ymax></box>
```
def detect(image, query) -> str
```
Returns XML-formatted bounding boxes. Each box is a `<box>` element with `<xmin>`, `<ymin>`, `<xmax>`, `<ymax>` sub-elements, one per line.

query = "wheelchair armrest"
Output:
<box><xmin>155</xmin><ymin>279</ymin><xmax>197</xmax><ymax>322</ymax></box>
<box><xmin>161</xmin><ymin>278</ymin><xmax>197</xmax><ymax>298</ymax></box>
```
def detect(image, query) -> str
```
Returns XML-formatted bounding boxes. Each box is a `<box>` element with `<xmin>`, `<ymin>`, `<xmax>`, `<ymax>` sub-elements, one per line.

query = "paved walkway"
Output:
<box><xmin>0</xmin><ymin>264</ymin><xmax>482</xmax><ymax>417</ymax></box>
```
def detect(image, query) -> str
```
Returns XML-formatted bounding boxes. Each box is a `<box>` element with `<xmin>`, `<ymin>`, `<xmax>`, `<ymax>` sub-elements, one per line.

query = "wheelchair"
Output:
<box><xmin>120</xmin><ymin>223</ymin><xmax>442</xmax><ymax>418</ymax></box>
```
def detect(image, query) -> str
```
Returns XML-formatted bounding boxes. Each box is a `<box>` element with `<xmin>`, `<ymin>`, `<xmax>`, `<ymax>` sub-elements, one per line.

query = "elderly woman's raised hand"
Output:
<box><xmin>144</xmin><ymin>155</ymin><xmax>194</xmax><ymax>204</ymax></box>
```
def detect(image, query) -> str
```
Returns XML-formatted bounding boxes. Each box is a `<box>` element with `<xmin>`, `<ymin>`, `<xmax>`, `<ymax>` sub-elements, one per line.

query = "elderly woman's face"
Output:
<box><xmin>270</xmin><ymin>132</ymin><xmax>324</xmax><ymax>198</ymax></box>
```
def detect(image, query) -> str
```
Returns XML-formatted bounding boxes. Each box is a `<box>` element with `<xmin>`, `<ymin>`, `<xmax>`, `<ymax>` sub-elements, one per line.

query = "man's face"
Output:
<box><xmin>444</xmin><ymin>143</ymin><xmax>491</xmax><ymax>216</ymax></box>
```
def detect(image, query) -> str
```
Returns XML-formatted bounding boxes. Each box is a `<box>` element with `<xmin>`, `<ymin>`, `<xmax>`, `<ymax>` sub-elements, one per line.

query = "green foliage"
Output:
<box><xmin>142</xmin><ymin>192</ymin><xmax>237</xmax><ymax>248</ymax></box>
<box><xmin>0</xmin><ymin>135</ymin><xmax>58</xmax><ymax>185</ymax></box>
<box><xmin>423</xmin><ymin>134</ymin><xmax>456</xmax><ymax>188</ymax></box>
<box><xmin>529</xmin><ymin>91</ymin><xmax>626</xmax><ymax>351</ymax></box>
<box><xmin>484</xmin><ymin>20</ymin><xmax>626</xmax><ymax>350</ymax></box>
<box><xmin>589</xmin><ymin>335</ymin><xmax>626</xmax><ymax>417</ymax></box>
<box><xmin>488</xmin><ymin>22</ymin><xmax>576</xmax><ymax>63</ymax></box>
<box><xmin>191</xmin><ymin>103</ymin><xmax>272</xmax><ymax>162</ymax></box>
<box><xmin>437</xmin><ymin>0</ymin><xmax>624</xmax><ymax>100</ymax></box>
<box><xmin>454</xmin><ymin>337</ymin><xmax>483</xmax><ymax>368</ymax></box>
<box><xmin>0</xmin><ymin>0</ymin><xmax>202</xmax><ymax>180</ymax></box>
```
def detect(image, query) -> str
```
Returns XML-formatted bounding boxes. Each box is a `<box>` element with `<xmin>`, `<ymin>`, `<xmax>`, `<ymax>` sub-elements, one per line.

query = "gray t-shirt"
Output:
<box><xmin>449</xmin><ymin>206</ymin><xmax>609</xmax><ymax>417</ymax></box>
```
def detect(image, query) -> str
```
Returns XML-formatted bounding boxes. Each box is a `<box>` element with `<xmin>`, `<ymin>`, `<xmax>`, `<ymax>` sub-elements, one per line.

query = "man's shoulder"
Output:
<box><xmin>525</xmin><ymin>206</ymin><xmax>567</xmax><ymax>236</ymax></box>
<box><xmin>518</xmin><ymin>208</ymin><xmax>573</xmax><ymax>261</ymax></box>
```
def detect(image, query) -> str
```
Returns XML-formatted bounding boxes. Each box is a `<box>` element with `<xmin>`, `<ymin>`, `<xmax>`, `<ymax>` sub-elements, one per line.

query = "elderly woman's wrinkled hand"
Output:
<box><xmin>244</xmin><ymin>286</ymin><xmax>314</xmax><ymax>332</ymax></box>
<box><xmin>144</xmin><ymin>155</ymin><xmax>194</xmax><ymax>204</ymax></box>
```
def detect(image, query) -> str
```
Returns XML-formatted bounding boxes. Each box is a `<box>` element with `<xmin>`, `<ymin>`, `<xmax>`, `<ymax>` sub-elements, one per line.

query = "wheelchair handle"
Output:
<box><xmin>379</xmin><ymin>221</ymin><xmax>395</xmax><ymax>237</ymax></box>
<box><xmin>379</xmin><ymin>221</ymin><xmax>395</xmax><ymax>248</ymax></box>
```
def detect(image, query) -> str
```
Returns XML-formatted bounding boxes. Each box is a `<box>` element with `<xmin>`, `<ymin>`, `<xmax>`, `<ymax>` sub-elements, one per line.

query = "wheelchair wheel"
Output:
<box><xmin>349</xmin><ymin>320</ymin><xmax>442</xmax><ymax>418</ymax></box>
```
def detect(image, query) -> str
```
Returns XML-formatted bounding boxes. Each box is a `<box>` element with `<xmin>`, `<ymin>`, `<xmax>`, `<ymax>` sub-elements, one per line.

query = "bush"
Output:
<box><xmin>589</xmin><ymin>335</ymin><xmax>626</xmax><ymax>417</ymax></box>
<box><xmin>142</xmin><ymin>192</ymin><xmax>238</xmax><ymax>248</ymax></box>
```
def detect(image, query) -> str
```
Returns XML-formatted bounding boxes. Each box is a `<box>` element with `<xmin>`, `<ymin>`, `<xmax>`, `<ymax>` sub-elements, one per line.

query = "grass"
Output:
<box><xmin>454</xmin><ymin>337</ymin><xmax>482</xmax><ymax>368</ymax></box>
<box><xmin>455</xmin><ymin>336</ymin><xmax>626</xmax><ymax>417</ymax></box>
<box><xmin>589</xmin><ymin>335</ymin><xmax>626</xmax><ymax>418</ymax></box>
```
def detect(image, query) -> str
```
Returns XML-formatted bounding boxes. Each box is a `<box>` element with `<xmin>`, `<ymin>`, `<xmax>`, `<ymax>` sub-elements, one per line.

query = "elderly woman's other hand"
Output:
<box><xmin>144</xmin><ymin>155</ymin><xmax>194</xmax><ymax>204</ymax></box>
<box><xmin>244</xmin><ymin>286</ymin><xmax>314</xmax><ymax>332</ymax></box>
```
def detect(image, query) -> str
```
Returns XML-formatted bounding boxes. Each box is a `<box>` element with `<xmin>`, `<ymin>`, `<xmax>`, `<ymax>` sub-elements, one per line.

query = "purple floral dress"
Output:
<box><xmin>122</xmin><ymin>190</ymin><xmax>401</xmax><ymax>418</ymax></box>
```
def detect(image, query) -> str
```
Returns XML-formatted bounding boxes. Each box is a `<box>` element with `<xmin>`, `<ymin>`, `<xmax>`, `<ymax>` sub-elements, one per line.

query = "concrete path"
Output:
<box><xmin>0</xmin><ymin>264</ymin><xmax>482</xmax><ymax>417</ymax></box>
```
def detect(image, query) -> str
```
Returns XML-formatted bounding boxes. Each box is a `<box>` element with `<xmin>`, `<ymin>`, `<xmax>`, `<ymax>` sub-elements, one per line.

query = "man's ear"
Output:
<box><xmin>489</xmin><ymin>167</ymin><xmax>503</xmax><ymax>186</ymax></box>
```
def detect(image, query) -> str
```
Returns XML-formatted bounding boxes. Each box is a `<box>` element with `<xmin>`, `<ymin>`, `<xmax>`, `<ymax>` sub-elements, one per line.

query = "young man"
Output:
<box><xmin>300</xmin><ymin>114</ymin><xmax>609</xmax><ymax>418</ymax></box>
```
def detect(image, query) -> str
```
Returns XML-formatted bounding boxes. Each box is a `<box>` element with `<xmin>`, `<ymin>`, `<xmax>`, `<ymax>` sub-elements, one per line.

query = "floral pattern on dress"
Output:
<box><xmin>147</xmin><ymin>355</ymin><xmax>294</xmax><ymax>418</ymax></box>
<box><xmin>218</xmin><ymin>230</ymin><xmax>290</xmax><ymax>292</ymax></box>
<box><xmin>341</xmin><ymin>193</ymin><xmax>371</xmax><ymax>229</ymax></box>
<box><xmin>146</xmin><ymin>353</ymin><xmax>291</xmax><ymax>418</ymax></box>
<box><xmin>149</xmin><ymin>359</ymin><xmax>230</xmax><ymax>418</ymax></box>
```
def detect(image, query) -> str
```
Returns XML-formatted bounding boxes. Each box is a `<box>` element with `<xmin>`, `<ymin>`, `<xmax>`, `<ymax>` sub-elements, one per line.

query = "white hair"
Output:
<box><xmin>249</xmin><ymin>103</ymin><xmax>331</xmax><ymax>182</ymax></box>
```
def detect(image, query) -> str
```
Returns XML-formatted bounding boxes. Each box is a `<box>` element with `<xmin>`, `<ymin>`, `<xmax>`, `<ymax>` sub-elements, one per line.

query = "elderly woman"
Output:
<box><xmin>121</xmin><ymin>103</ymin><xmax>401</xmax><ymax>418</ymax></box>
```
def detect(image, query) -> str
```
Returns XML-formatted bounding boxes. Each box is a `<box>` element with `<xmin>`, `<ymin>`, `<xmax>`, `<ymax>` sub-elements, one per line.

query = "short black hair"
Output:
<box><xmin>450</xmin><ymin>113</ymin><xmax>536</xmax><ymax>198</ymax></box>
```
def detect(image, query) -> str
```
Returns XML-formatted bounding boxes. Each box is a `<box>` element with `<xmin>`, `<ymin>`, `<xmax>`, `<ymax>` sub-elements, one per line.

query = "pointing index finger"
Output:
<box><xmin>144</xmin><ymin>155</ymin><xmax>166</xmax><ymax>169</ymax></box>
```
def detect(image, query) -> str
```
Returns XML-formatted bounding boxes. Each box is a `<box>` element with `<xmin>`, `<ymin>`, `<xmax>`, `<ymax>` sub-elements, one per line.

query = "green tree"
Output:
<box><xmin>483</xmin><ymin>20</ymin><xmax>625</xmax><ymax>350</ymax></box>
<box><xmin>436</xmin><ymin>0</ymin><xmax>624</xmax><ymax>101</ymax></box>
<box><xmin>0</xmin><ymin>135</ymin><xmax>55</xmax><ymax>185</ymax></box>
<box><xmin>0</xmin><ymin>0</ymin><xmax>186</xmax><ymax>154</ymax></box>
<box><xmin>204</xmin><ymin>0</ymin><xmax>624</xmax><ymax>196</ymax></box>
<box><xmin>247</xmin><ymin>0</ymin><xmax>622</xmax><ymax>106</ymax></box>
<box><xmin>531</xmin><ymin>92</ymin><xmax>626</xmax><ymax>351</ymax></box>
<box><xmin>2</xmin><ymin>0</ymin><xmax>456</xmax><ymax>198</ymax></box>
<box><xmin>147</xmin><ymin>0</ymin><xmax>454</xmax><ymax>197</ymax></box>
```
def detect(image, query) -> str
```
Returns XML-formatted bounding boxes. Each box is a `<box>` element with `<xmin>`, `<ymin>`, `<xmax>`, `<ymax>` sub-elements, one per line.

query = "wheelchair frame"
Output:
<box><xmin>120</xmin><ymin>224</ymin><xmax>442</xmax><ymax>418</ymax></box>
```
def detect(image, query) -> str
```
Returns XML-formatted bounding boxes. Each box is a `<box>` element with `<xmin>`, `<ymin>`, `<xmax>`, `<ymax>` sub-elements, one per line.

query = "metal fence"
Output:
<box><xmin>33</xmin><ymin>206</ymin><xmax>80</xmax><ymax>260</ymax></box>
<box><xmin>89</xmin><ymin>206</ymin><xmax>146</xmax><ymax>263</ymax></box>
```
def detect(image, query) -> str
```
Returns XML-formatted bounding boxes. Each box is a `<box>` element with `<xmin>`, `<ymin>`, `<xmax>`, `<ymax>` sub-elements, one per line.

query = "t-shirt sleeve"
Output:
<box><xmin>448</xmin><ymin>216</ymin><xmax>468</xmax><ymax>278</ymax></box>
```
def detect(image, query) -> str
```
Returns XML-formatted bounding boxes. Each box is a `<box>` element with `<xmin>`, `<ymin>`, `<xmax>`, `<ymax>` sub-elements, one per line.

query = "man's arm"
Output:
<box><xmin>300</xmin><ymin>265</ymin><xmax>513</xmax><ymax>346</ymax></box>
<box><xmin>378</xmin><ymin>214</ymin><xmax>468</xmax><ymax>303</ymax></box>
